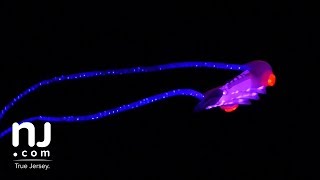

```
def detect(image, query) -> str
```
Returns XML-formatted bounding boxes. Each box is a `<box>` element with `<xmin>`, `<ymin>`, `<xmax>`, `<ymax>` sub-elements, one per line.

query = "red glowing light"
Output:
<box><xmin>267</xmin><ymin>73</ymin><xmax>276</xmax><ymax>86</ymax></box>
<box><xmin>221</xmin><ymin>104</ymin><xmax>239</xmax><ymax>112</ymax></box>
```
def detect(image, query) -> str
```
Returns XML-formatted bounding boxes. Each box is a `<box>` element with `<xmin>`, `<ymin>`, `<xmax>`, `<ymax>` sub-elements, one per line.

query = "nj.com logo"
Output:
<box><xmin>12</xmin><ymin>122</ymin><xmax>52</xmax><ymax>170</ymax></box>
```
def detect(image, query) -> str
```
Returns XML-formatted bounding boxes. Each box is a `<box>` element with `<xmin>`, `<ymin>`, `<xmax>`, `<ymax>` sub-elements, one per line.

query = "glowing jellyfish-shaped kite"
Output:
<box><xmin>0</xmin><ymin>60</ymin><xmax>275</xmax><ymax>138</ymax></box>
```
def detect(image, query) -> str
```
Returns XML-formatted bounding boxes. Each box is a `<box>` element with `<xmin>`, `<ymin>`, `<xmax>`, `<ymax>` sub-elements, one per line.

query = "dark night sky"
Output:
<box><xmin>0</xmin><ymin>1</ymin><xmax>314</xmax><ymax>179</ymax></box>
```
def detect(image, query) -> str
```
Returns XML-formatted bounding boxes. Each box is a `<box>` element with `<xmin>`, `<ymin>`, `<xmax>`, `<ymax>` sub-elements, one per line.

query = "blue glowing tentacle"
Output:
<box><xmin>0</xmin><ymin>89</ymin><xmax>204</xmax><ymax>138</ymax></box>
<box><xmin>0</xmin><ymin>61</ymin><xmax>247</xmax><ymax>121</ymax></box>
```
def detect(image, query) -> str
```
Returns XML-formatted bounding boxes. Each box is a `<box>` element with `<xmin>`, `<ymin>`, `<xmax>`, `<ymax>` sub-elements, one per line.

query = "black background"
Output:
<box><xmin>0</xmin><ymin>1</ymin><xmax>314</xmax><ymax>179</ymax></box>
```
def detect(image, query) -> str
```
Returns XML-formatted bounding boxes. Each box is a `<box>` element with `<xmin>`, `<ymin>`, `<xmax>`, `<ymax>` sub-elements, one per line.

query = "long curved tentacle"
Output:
<box><xmin>0</xmin><ymin>89</ymin><xmax>204</xmax><ymax>138</ymax></box>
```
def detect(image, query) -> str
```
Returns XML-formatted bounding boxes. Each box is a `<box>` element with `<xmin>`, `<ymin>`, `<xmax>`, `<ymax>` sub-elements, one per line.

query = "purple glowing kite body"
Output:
<box><xmin>195</xmin><ymin>60</ymin><xmax>276</xmax><ymax>112</ymax></box>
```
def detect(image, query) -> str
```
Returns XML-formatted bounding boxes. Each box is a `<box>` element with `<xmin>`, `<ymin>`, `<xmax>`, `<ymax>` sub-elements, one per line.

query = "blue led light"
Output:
<box><xmin>0</xmin><ymin>89</ymin><xmax>204</xmax><ymax>138</ymax></box>
<box><xmin>0</xmin><ymin>61</ymin><xmax>251</xmax><ymax>139</ymax></box>
<box><xmin>0</xmin><ymin>61</ymin><xmax>247</xmax><ymax>122</ymax></box>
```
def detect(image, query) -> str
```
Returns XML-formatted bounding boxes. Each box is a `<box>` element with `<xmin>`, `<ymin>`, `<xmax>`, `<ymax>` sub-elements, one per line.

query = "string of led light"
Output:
<box><xmin>0</xmin><ymin>89</ymin><xmax>205</xmax><ymax>138</ymax></box>
<box><xmin>0</xmin><ymin>61</ymin><xmax>247</xmax><ymax>122</ymax></box>
<box><xmin>0</xmin><ymin>61</ymin><xmax>249</xmax><ymax>138</ymax></box>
